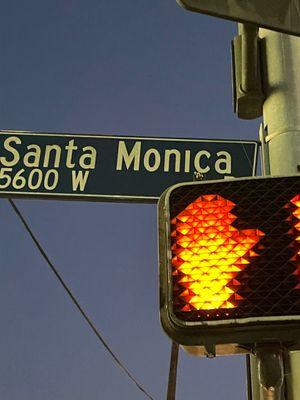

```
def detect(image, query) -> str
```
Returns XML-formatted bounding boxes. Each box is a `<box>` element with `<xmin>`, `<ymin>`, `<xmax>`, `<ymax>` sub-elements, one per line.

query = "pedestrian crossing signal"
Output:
<box><xmin>158</xmin><ymin>176</ymin><xmax>300</xmax><ymax>355</ymax></box>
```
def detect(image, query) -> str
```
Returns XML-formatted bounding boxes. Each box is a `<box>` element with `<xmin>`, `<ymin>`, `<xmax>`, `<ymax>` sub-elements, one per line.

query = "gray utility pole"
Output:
<box><xmin>249</xmin><ymin>29</ymin><xmax>300</xmax><ymax>400</ymax></box>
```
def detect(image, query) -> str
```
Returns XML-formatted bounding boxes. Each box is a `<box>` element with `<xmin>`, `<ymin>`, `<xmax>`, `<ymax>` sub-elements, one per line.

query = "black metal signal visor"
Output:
<box><xmin>158</xmin><ymin>175</ymin><xmax>300</xmax><ymax>355</ymax></box>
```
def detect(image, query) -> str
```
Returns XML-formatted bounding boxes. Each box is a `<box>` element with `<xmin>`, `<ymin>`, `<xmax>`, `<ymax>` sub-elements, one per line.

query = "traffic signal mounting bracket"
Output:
<box><xmin>231</xmin><ymin>24</ymin><xmax>265</xmax><ymax>120</ymax></box>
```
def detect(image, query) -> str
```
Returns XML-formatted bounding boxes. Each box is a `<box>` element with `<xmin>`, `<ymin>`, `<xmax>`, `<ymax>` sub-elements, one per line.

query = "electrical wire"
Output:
<box><xmin>8</xmin><ymin>199</ymin><xmax>155</xmax><ymax>400</ymax></box>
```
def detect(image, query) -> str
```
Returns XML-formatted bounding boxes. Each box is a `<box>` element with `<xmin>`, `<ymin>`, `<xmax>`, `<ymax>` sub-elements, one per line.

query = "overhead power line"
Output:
<box><xmin>8</xmin><ymin>199</ymin><xmax>155</xmax><ymax>400</ymax></box>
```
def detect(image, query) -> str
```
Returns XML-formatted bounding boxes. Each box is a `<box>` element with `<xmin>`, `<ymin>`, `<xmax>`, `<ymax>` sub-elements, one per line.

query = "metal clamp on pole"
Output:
<box><xmin>231</xmin><ymin>23</ymin><xmax>265</xmax><ymax>119</ymax></box>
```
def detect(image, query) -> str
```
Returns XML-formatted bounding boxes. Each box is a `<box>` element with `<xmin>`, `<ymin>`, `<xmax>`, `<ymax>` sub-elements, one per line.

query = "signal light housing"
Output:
<box><xmin>176</xmin><ymin>0</ymin><xmax>300</xmax><ymax>37</ymax></box>
<box><xmin>158</xmin><ymin>176</ymin><xmax>300</xmax><ymax>356</ymax></box>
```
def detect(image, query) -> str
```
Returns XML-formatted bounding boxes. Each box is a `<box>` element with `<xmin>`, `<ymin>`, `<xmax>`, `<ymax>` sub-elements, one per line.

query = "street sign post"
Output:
<box><xmin>0</xmin><ymin>130</ymin><xmax>258</xmax><ymax>203</ymax></box>
<box><xmin>177</xmin><ymin>0</ymin><xmax>300</xmax><ymax>37</ymax></box>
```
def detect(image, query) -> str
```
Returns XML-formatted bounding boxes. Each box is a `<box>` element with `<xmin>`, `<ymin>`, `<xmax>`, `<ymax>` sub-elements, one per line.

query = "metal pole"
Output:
<box><xmin>260</xmin><ymin>29</ymin><xmax>300</xmax><ymax>177</ymax></box>
<box><xmin>167</xmin><ymin>342</ymin><xmax>179</xmax><ymax>400</ymax></box>
<box><xmin>249</xmin><ymin>29</ymin><xmax>300</xmax><ymax>400</ymax></box>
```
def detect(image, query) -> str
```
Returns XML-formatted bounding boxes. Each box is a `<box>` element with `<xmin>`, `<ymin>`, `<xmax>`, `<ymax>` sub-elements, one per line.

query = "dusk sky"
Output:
<box><xmin>1</xmin><ymin>1</ymin><xmax>260</xmax><ymax>399</ymax></box>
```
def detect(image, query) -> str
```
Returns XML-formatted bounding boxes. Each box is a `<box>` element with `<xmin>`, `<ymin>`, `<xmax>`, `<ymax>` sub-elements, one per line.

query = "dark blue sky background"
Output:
<box><xmin>0</xmin><ymin>1</ymin><xmax>260</xmax><ymax>399</ymax></box>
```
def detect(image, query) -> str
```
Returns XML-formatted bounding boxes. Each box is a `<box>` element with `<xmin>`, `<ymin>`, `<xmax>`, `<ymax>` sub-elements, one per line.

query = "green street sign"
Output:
<box><xmin>0</xmin><ymin>130</ymin><xmax>258</xmax><ymax>203</ymax></box>
<box><xmin>177</xmin><ymin>0</ymin><xmax>300</xmax><ymax>37</ymax></box>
